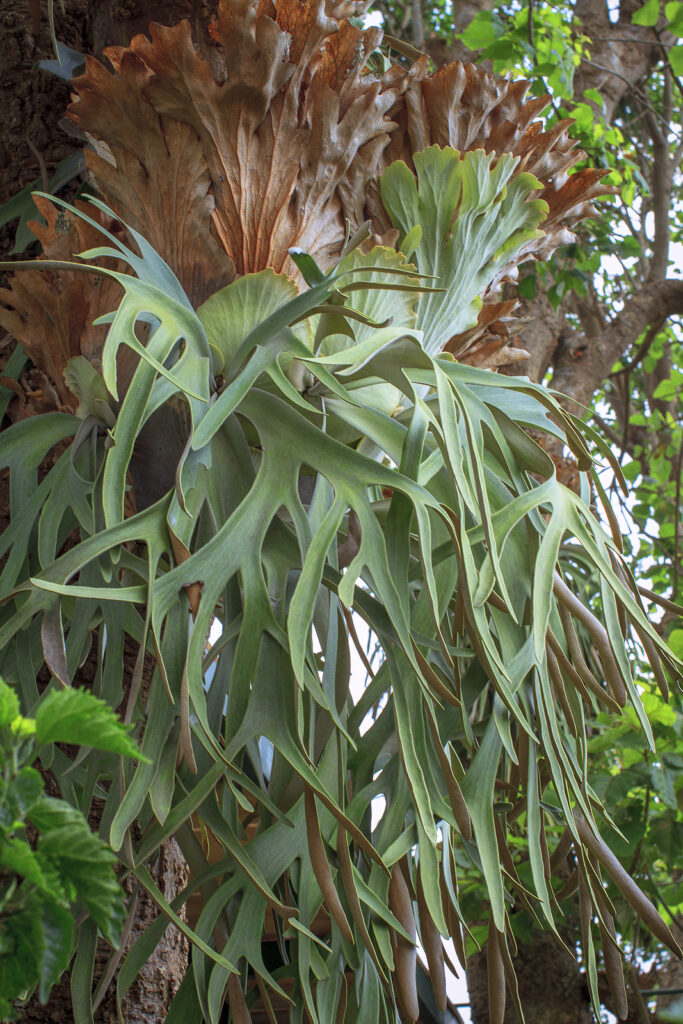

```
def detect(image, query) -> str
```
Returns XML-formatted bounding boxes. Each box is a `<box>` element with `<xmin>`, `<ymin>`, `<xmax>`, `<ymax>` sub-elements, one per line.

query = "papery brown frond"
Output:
<box><xmin>68</xmin><ymin>5</ymin><xmax>610</xmax><ymax>297</ymax></box>
<box><xmin>3</xmin><ymin>0</ymin><xmax>615</xmax><ymax>397</ymax></box>
<box><xmin>449</xmin><ymin>300</ymin><xmax>528</xmax><ymax>370</ymax></box>
<box><xmin>69</xmin><ymin>48</ymin><xmax>235</xmax><ymax>306</ymax></box>
<box><xmin>374</xmin><ymin>60</ymin><xmax>615</xmax><ymax>259</ymax></box>
<box><xmin>0</xmin><ymin>197</ymin><xmax>124</xmax><ymax>410</ymax></box>
<box><xmin>69</xmin><ymin>0</ymin><xmax>404</xmax><ymax>285</ymax></box>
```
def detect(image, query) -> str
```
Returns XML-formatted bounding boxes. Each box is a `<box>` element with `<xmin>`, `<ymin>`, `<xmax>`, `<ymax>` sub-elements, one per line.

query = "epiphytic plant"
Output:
<box><xmin>0</xmin><ymin>1</ymin><xmax>680</xmax><ymax>1020</ymax></box>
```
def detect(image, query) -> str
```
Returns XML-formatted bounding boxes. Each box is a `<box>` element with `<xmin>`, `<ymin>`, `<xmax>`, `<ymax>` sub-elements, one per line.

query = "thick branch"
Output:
<box><xmin>548</xmin><ymin>279</ymin><xmax>683</xmax><ymax>415</ymax></box>
<box><xmin>573</xmin><ymin>0</ymin><xmax>662</xmax><ymax>120</ymax></box>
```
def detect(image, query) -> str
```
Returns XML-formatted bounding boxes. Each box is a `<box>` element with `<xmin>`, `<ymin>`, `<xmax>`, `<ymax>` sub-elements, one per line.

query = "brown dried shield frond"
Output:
<box><xmin>0</xmin><ymin>196</ymin><xmax>124</xmax><ymax>410</ymax></box>
<box><xmin>376</xmin><ymin>59</ymin><xmax>613</xmax><ymax>261</ymax></box>
<box><xmin>68</xmin><ymin>0</ymin><xmax>406</xmax><ymax>291</ymax></box>
<box><xmin>2</xmin><ymin>0</ymin><xmax>615</xmax><ymax>403</ymax></box>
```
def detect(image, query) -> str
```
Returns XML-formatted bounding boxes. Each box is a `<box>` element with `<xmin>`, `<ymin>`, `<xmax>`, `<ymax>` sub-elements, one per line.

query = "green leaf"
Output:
<box><xmin>461</xmin><ymin>722</ymin><xmax>506</xmax><ymax>930</ymax></box>
<box><xmin>668</xmin><ymin>628</ymin><xmax>683</xmax><ymax>659</ymax></box>
<box><xmin>0</xmin><ymin>677</ymin><xmax>20</xmax><ymax>727</ymax></box>
<box><xmin>622</xmin><ymin>459</ymin><xmax>641</xmax><ymax>482</ymax></box>
<box><xmin>459</xmin><ymin>11</ymin><xmax>499</xmax><ymax>48</ymax></box>
<box><xmin>0</xmin><ymin>839</ymin><xmax>48</xmax><ymax>892</ymax></box>
<box><xmin>669</xmin><ymin>44</ymin><xmax>683</xmax><ymax>73</ymax></box>
<box><xmin>380</xmin><ymin>147</ymin><xmax>547</xmax><ymax>355</ymax></box>
<box><xmin>652</xmin><ymin>379</ymin><xmax>678</xmax><ymax>400</ymax></box>
<box><xmin>35</xmin><ymin>687</ymin><xmax>143</xmax><ymax>758</ymax></box>
<box><xmin>197</xmin><ymin>269</ymin><xmax>299</xmax><ymax>373</ymax></box>
<box><xmin>584</xmin><ymin>87</ymin><xmax>605</xmax><ymax>107</ymax></box>
<box><xmin>9</xmin><ymin>767</ymin><xmax>44</xmax><ymax>818</ymax></box>
<box><xmin>38</xmin><ymin>899</ymin><xmax>74</xmax><ymax>1002</ymax></box>
<box><xmin>518</xmin><ymin>274</ymin><xmax>537</xmax><ymax>299</ymax></box>
<box><xmin>0</xmin><ymin>896</ymin><xmax>44</xmax><ymax>1004</ymax></box>
<box><xmin>666</xmin><ymin>0</ymin><xmax>683</xmax><ymax>32</ymax></box>
<box><xmin>287</xmin><ymin>248</ymin><xmax>327</xmax><ymax>286</ymax></box>
<box><xmin>29</xmin><ymin>797</ymin><xmax>125</xmax><ymax>945</ymax></box>
<box><xmin>632</xmin><ymin>0</ymin><xmax>660</xmax><ymax>24</ymax></box>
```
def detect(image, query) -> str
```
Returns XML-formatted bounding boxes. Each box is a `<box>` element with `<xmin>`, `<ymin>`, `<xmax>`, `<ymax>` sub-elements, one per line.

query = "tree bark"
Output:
<box><xmin>17</xmin><ymin>840</ymin><xmax>189</xmax><ymax>1023</ymax></box>
<box><xmin>467</xmin><ymin>931</ymin><xmax>592</xmax><ymax>1024</ymax></box>
<box><xmin>0</xmin><ymin>5</ymin><xmax>200</xmax><ymax>1019</ymax></box>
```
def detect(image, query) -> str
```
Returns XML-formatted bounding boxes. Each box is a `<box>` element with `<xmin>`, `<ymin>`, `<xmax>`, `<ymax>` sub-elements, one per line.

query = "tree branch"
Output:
<box><xmin>608</xmin><ymin>317</ymin><xmax>665</xmax><ymax>377</ymax></box>
<box><xmin>548</xmin><ymin>279</ymin><xmax>683</xmax><ymax>416</ymax></box>
<box><xmin>642</xmin><ymin>86</ymin><xmax>673</xmax><ymax>282</ymax></box>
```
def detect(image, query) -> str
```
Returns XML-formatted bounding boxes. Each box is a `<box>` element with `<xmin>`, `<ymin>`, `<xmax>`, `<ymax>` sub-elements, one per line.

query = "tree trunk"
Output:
<box><xmin>17</xmin><ymin>840</ymin><xmax>189</xmax><ymax>1023</ymax></box>
<box><xmin>0</xmin><ymin>0</ymin><xmax>218</xmax><ymax>255</ymax></box>
<box><xmin>467</xmin><ymin>931</ymin><xmax>592</xmax><ymax>1024</ymax></box>
<box><xmin>0</xmin><ymin>6</ymin><xmax>201</xmax><ymax>1018</ymax></box>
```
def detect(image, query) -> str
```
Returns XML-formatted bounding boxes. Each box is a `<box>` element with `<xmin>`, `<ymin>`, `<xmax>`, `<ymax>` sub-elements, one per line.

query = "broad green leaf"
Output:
<box><xmin>29</xmin><ymin>797</ymin><xmax>125</xmax><ymax>946</ymax></box>
<box><xmin>460</xmin><ymin>721</ymin><xmax>505</xmax><ymax>929</ymax></box>
<box><xmin>1</xmin><ymin>839</ymin><xmax>49</xmax><ymax>893</ymax></box>
<box><xmin>35</xmin><ymin>687</ymin><xmax>142</xmax><ymax>758</ymax></box>
<box><xmin>0</xmin><ymin>896</ymin><xmax>44</xmax><ymax>1004</ymax></box>
<box><xmin>9</xmin><ymin>767</ymin><xmax>44</xmax><ymax>817</ymax></box>
<box><xmin>38</xmin><ymin>899</ymin><xmax>74</xmax><ymax>1002</ymax></box>
<box><xmin>670</xmin><ymin>44</ymin><xmax>683</xmax><ymax>72</ymax></box>
<box><xmin>197</xmin><ymin>269</ymin><xmax>299</xmax><ymax>372</ymax></box>
<box><xmin>666</xmin><ymin>0</ymin><xmax>683</xmax><ymax>31</ymax></box>
<box><xmin>0</xmin><ymin>677</ymin><xmax>20</xmax><ymax>727</ymax></box>
<box><xmin>632</xmin><ymin>0</ymin><xmax>660</xmax><ymax>24</ymax></box>
<box><xmin>459</xmin><ymin>10</ymin><xmax>499</xmax><ymax>48</ymax></box>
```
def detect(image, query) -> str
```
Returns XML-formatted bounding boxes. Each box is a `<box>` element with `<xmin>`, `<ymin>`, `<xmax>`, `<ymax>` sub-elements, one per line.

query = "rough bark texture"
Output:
<box><xmin>0</xmin><ymin>0</ymin><xmax>86</xmax><ymax>253</ymax></box>
<box><xmin>572</xmin><ymin>0</ymin><xmax>665</xmax><ymax>122</ymax></box>
<box><xmin>468</xmin><ymin>932</ymin><xmax>593</xmax><ymax>1024</ymax></box>
<box><xmin>17</xmin><ymin>840</ymin><xmax>189</xmax><ymax>1023</ymax></box>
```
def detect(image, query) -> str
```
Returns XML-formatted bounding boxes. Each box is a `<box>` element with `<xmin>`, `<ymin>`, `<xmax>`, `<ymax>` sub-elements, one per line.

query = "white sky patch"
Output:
<box><xmin>606</xmin><ymin>0</ymin><xmax>620</xmax><ymax>22</ymax></box>
<box><xmin>209</xmin><ymin>617</ymin><xmax>223</xmax><ymax>646</ymax></box>
<box><xmin>363</xmin><ymin>9</ymin><xmax>384</xmax><ymax>27</ymax></box>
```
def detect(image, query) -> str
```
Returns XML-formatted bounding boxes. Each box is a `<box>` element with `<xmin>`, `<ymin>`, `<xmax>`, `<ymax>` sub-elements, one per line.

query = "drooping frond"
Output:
<box><xmin>0</xmin><ymin>4</ymin><xmax>677</xmax><ymax>1023</ymax></box>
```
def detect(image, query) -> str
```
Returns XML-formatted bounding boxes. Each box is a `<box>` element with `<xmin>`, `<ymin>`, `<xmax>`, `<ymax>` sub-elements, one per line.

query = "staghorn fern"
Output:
<box><xmin>0</xmin><ymin>3</ymin><xmax>680</xmax><ymax>1021</ymax></box>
